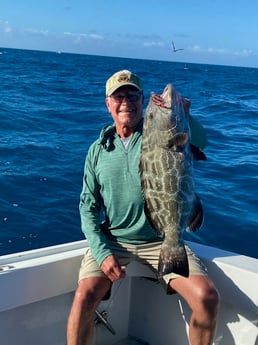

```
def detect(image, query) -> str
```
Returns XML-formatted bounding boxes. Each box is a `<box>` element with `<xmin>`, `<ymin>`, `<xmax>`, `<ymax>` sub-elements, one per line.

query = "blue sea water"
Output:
<box><xmin>0</xmin><ymin>47</ymin><xmax>257</xmax><ymax>258</ymax></box>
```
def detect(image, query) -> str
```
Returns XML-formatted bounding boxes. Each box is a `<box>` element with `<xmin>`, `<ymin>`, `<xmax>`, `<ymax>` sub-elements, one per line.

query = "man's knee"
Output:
<box><xmin>74</xmin><ymin>277</ymin><xmax>111</xmax><ymax>310</ymax></box>
<box><xmin>207</xmin><ymin>286</ymin><xmax>220</xmax><ymax>310</ymax></box>
<box><xmin>198</xmin><ymin>282</ymin><xmax>220</xmax><ymax>315</ymax></box>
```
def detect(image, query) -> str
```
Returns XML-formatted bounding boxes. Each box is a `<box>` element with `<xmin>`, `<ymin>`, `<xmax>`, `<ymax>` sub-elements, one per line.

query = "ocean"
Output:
<box><xmin>0</xmin><ymin>47</ymin><xmax>257</xmax><ymax>258</ymax></box>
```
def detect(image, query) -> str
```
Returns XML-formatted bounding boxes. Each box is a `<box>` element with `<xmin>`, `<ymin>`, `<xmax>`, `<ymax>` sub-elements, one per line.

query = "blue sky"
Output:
<box><xmin>0</xmin><ymin>0</ymin><xmax>258</xmax><ymax>68</ymax></box>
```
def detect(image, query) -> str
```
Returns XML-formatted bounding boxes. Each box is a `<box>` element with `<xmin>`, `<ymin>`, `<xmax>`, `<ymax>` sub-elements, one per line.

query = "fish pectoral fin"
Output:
<box><xmin>187</xmin><ymin>194</ymin><xmax>204</xmax><ymax>232</ymax></box>
<box><xmin>190</xmin><ymin>144</ymin><xmax>207</xmax><ymax>161</ymax></box>
<box><xmin>158</xmin><ymin>244</ymin><xmax>189</xmax><ymax>278</ymax></box>
<box><xmin>174</xmin><ymin>133</ymin><xmax>188</xmax><ymax>147</ymax></box>
<box><xmin>167</xmin><ymin>133</ymin><xmax>188</xmax><ymax>149</ymax></box>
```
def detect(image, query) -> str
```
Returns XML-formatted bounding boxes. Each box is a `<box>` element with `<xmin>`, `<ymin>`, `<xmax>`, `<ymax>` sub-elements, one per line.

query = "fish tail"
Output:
<box><xmin>158</xmin><ymin>244</ymin><xmax>189</xmax><ymax>278</ymax></box>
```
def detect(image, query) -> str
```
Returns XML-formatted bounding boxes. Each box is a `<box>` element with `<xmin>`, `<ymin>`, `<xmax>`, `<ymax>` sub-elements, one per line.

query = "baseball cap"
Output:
<box><xmin>106</xmin><ymin>70</ymin><xmax>143</xmax><ymax>96</ymax></box>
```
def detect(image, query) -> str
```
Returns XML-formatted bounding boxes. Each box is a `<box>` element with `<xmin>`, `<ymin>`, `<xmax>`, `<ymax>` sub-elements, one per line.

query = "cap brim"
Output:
<box><xmin>107</xmin><ymin>83</ymin><xmax>142</xmax><ymax>96</ymax></box>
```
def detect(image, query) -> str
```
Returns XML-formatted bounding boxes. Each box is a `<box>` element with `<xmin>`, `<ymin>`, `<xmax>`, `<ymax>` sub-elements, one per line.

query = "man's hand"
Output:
<box><xmin>100</xmin><ymin>255</ymin><xmax>126</xmax><ymax>282</ymax></box>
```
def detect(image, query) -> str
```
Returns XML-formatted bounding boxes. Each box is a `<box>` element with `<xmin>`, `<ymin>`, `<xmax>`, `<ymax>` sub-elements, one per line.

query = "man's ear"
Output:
<box><xmin>105</xmin><ymin>97</ymin><xmax>111</xmax><ymax>113</ymax></box>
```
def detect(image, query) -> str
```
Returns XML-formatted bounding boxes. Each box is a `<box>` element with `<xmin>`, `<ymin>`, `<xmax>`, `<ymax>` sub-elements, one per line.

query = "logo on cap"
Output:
<box><xmin>117</xmin><ymin>73</ymin><xmax>130</xmax><ymax>83</ymax></box>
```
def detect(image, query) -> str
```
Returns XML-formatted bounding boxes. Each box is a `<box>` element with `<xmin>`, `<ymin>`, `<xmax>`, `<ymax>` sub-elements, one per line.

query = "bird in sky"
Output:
<box><xmin>171</xmin><ymin>41</ymin><xmax>184</xmax><ymax>52</ymax></box>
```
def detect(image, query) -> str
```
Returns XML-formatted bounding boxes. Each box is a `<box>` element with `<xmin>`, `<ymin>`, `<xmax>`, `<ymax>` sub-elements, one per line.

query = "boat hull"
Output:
<box><xmin>0</xmin><ymin>240</ymin><xmax>257</xmax><ymax>345</ymax></box>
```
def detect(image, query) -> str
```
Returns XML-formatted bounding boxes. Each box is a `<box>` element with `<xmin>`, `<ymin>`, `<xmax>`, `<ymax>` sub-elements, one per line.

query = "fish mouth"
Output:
<box><xmin>151</xmin><ymin>85</ymin><xmax>172</xmax><ymax>109</ymax></box>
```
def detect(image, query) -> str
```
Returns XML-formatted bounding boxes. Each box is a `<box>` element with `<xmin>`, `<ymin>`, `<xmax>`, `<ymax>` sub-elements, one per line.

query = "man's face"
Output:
<box><xmin>105</xmin><ymin>86</ymin><xmax>143</xmax><ymax>134</ymax></box>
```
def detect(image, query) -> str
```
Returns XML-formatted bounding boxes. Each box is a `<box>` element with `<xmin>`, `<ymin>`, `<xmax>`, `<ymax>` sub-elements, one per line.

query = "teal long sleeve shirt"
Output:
<box><xmin>79</xmin><ymin>122</ymin><xmax>158</xmax><ymax>266</ymax></box>
<box><xmin>79</xmin><ymin>116</ymin><xmax>207</xmax><ymax>267</ymax></box>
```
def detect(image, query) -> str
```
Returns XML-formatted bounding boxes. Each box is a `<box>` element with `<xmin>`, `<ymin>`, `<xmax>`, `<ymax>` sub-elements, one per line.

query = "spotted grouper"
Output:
<box><xmin>139</xmin><ymin>84</ymin><xmax>203</xmax><ymax>278</ymax></box>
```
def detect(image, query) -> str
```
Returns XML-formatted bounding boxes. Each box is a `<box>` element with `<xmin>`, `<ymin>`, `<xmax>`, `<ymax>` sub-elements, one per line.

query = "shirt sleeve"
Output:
<box><xmin>189</xmin><ymin>115</ymin><xmax>208</xmax><ymax>150</ymax></box>
<box><xmin>79</xmin><ymin>144</ymin><xmax>113</xmax><ymax>267</ymax></box>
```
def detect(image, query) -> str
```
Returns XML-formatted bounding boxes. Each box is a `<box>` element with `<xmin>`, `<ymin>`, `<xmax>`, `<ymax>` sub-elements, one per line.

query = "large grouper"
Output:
<box><xmin>139</xmin><ymin>84</ymin><xmax>204</xmax><ymax>278</ymax></box>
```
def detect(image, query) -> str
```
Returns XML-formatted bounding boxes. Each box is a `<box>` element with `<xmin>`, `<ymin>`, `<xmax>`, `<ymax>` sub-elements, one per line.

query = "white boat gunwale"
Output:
<box><xmin>0</xmin><ymin>240</ymin><xmax>257</xmax><ymax>345</ymax></box>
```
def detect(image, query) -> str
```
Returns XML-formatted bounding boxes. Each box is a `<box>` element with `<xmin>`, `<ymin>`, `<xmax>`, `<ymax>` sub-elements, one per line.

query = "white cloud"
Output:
<box><xmin>64</xmin><ymin>32</ymin><xmax>104</xmax><ymax>40</ymax></box>
<box><xmin>3</xmin><ymin>21</ymin><xmax>12</xmax><ymax>33</ymax></box>
<box><xmin>192</xmin><ymin>45</ymin><xmax>201</xmax><ymax>51</ymax></box>
<box><xmin>192</xmin><ymin>45</ymin><xmax>226</xmax><ymax>54</ymax></box>
<box><xmin>233</xmin><ymin>49</ymin><xmax>254</xmax><ymax>56</ymax></box>
<box><xmin>23</xmin><ymin>28</ymin><xmax>49</xmax><ymax>36</ymax></box>
<box><xmin>143</xmin><ymin>41</ymin><xmax>164</xmax><ymax>47</ymax></box>
<box><xmin>207</xmin><ymin>47</ymin><xmax>225</xmax><ymax>54</ymax></box>
<box><xmin>89</xmin><ymin>33</ymin><xmax>104</xmax><ymax>40</ymax></box>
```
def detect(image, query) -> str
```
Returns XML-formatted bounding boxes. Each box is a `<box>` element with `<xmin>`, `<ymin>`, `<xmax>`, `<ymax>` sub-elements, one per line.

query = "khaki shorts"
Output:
<box><xmin>79</xmin><ymin>240</ymin><xmax>207</xmax><ymax>295</ymax></box>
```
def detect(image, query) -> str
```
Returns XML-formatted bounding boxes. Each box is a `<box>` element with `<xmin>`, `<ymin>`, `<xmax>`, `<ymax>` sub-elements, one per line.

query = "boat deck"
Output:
<box><xmin>114</xmin><ymin>336</ymin><xmax>150</xmax><ymax>344</ymax></box>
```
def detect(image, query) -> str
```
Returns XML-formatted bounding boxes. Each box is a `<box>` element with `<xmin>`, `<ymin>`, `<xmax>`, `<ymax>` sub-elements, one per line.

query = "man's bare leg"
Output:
<box><xmin>67</xmin><ymin>277</ymin><xmax>111</xmax><ymax>345</ymax></box>
<box><xmin>170</xmin><ymin>275</ymin><xmax>220</xmax><ymax>345</ymax></box>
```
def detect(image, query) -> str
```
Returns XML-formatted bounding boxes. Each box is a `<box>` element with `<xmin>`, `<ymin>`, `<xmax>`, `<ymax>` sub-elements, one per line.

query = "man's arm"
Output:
<box><xmin>79</xmin><ymin>145</ymin><xmax>113</xmax><ymax>267</ymax></box>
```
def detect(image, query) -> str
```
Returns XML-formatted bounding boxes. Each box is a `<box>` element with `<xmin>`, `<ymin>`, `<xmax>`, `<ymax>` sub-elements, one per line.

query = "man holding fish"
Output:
<box><xmin>67</xmin><ymin>70</ymin><xmax>219</xmax><ymax>345</ymax></box>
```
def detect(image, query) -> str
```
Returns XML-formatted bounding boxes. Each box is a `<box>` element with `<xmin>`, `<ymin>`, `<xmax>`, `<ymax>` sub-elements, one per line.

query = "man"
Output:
<box><xmin>67</xmin><ymin>70</ymin><xmax>219</xmax><ymax>345</ymax></box>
